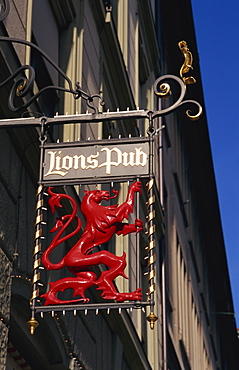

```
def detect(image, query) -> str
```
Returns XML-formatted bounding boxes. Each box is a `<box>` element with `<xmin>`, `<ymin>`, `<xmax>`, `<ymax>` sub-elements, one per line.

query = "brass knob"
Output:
<box><xmin>26</xmin><ymin>317</ymin><xmax>39</xmax><ymax>335</ymax></box>
<box><xmin>146</xmin><ymin>312</ymin><xmax>158</xmax><ymax>330</ymax></box>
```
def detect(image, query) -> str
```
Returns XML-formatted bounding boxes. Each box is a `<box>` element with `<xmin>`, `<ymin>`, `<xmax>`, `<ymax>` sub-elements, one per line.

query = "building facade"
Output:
<box><xmin>0</xmin><ymin>0</ymin><xmax>238</xmax><ymax>369</ymax></box>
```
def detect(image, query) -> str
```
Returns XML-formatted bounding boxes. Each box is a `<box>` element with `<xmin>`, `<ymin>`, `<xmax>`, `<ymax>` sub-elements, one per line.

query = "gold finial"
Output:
<box><xmin>146</xmin><ymin>312</ymin><xmax>158</xmax><ymax>330</ymax></box>
<box><xmin>27</xmin><ymin>317</ymin><xmax>39</xmax><ymax>335</ymax></box>
<box><xmin>178</xmin><ymin>40</ymin><xmax>196</xmax><ymax>85</ymax></box>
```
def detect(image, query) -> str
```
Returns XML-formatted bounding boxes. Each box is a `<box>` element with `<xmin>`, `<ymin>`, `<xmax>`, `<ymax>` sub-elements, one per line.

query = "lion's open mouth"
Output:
<box><xmin>101</xmin><ymin>194</ymin><xmax>110</xmax><ymax>201</ymax></box>
<box><xmin>100</xmin><ymin>189</ymin><xmax>119</xmax><ymax>201</ymax></box>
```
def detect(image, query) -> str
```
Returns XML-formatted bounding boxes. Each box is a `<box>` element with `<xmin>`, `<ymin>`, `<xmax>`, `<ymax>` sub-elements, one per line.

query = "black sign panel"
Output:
<box><xmin>40</xmin><ymin>138</ymin><xmax>150</xmax><ymax>185</ymax></box>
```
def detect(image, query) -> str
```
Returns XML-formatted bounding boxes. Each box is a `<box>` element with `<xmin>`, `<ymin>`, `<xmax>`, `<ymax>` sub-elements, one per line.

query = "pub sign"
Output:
<box><xmin>40</xmin><ymin>138</ymin><xmax>150</xmax><ymax>185</ymax></box>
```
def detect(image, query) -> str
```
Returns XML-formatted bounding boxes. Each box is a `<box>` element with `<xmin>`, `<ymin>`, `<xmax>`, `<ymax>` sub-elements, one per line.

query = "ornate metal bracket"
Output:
<box><xmin>0</xmin><ymin>36</ymin><xmax>104</xmax><ymax>114</ymax></box>
<box><xmin>0</xmin><ymin>1</ymin><xmax>201</xmax><ymax>120</ymax></box>
<box><xmin>0</xmin><ymin>1</ymin><xmax>104</xmax><ymax>114</ymax></box>
<box><xmin>153</xmin><ymin>74</ymin><xmax>202</xmax><ymax>121</ymax></box>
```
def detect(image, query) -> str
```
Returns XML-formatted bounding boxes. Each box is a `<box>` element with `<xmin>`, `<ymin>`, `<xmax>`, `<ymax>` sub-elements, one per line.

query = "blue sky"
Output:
<box><xmin>191</xmin><ymin>0</ymin><xmax>239</xmax><ymax>325</ymax></box>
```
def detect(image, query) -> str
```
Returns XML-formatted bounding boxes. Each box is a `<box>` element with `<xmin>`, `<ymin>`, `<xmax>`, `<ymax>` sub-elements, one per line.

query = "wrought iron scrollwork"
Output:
<box><xmin>0</xmin><ymin>2</ymin><xmax>104</xmax><ymax>114</ymax></box>
<box><xmin>153</xmin><ymin>74</ymin><xmax>202</xmax><ymax>120</ymax></box>
<box><xmin>0</xmin><ymin>0</ymin><xmax>9</xmax><ymax>21</ymax></box>
<box><xmin>1</xmin><ymin>64</ymin><xmax>35</xmax><ymax>111</ymax></box>
<box><xmin>0</xmin><ymin>1</ymin><xmax>200</xmax><ymax>119</ymax></box>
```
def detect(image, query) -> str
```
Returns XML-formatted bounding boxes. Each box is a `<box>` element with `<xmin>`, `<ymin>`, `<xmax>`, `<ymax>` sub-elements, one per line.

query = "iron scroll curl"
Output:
<box><xmin>153</xmin><ymin>74</ymin><xmax>202</xmax><ymax>121</ymax></box>
<box><xmin>0</xmin><ymin>36</ymin><xmax>104</xmax><ymax>113</ymax></box>
<box><xmin>0</xmin><ymin>0</ymin><xmax>9</xmax><ymax>21</ymax></box>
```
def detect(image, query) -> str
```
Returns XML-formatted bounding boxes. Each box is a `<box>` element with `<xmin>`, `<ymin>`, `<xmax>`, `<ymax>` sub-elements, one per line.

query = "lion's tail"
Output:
<box><xmin>42</xmin><ymin>214</ymin><xmax>82</xmax><ymax>271</ymax></box>
<box><xmin>42</xmin><ymin>245</ymin><xmax>66</xmax><ymax>270</ymax></box>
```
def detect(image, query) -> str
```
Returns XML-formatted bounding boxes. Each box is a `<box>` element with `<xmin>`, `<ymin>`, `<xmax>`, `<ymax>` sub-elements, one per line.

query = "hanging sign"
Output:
<box><xmin>29</xmin><ymin>135</ymin><xmax>157</xmax><ymax>335</ymax></box>
<box><xmin>40</xmin><ymin>138</ymin><xmax>150</xmax><ymax>185</ymax></box>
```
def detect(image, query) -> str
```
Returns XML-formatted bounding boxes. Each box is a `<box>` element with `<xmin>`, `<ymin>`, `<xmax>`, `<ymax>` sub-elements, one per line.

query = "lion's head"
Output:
<box><xmin>83</xmin><ymin>188</ymin><xmax>119</xmax><ymax>204</ymax></box>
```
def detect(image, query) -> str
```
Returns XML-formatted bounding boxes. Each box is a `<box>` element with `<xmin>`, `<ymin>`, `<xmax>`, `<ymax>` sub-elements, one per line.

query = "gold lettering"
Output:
<box><xmin>73</xmin><ymin>155</ymin><xmax>86</xmax><ymax>170</ymax></box>
<box><xmin>86</xmin><ymin>152</ymin><xmax>99</xmax><ymax>169</ymax></box>
<box><xmin>135</xmin><ymin>147</ymin><xmax>147</xmax><ymax>166</ymax></box>
<box><xmin>62</xmin><ymin>155</ymin><xmax>73</xmax><ymax>171</ymax></box>
<box><xmin>44</xmin><ymin>151</ymin><xmax>68</xmax><ymax>177</ymax></box>
<box><xmin>99</xmin><ymin>147</ymin><xmax>122</xmax><ymax>174</ymax></box>
<box><xmin>122</xmin><ymin>152</ymin><xmax>136</xmax><ymax>166</ymax></box>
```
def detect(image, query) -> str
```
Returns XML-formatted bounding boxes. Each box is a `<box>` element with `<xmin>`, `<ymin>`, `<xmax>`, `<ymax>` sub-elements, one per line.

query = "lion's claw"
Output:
<box><xmin>130</xmin><ymin>181</ymin><xmax>142</xmax><ymax>195</ymax></box>
<box><xmin>100</xmin><ymin>289</ymin><xmax>142</xmax><ymax>302</ymax></box>
<box><xmin>135</xmin><ymin>218</ymin><xmax>143</xmax><ymax>234</ymax></box>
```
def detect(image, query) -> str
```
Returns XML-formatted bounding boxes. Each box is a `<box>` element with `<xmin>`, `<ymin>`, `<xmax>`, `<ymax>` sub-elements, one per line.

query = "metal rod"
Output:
<box><xmin>35</xmin><ymin>301</ymin><xmax>151</xmax><ymax>313</ymax></box>
<box><xmin>27</xmin><ymin>121</ymin><xmax>48</xmax><ymax>335</ymax></box>
<box><xmin>27</xmin><ymin>184</ymin><xmax>44</xmax><ymax>334</ymax></box>
<box><xmin>161</xmin><ymin>237</ymin><xmax>167</xmax><ymax>370</ymax></box>
<box><xmin>136</xmin><ymin>177</ymin><xmax>140</xmax><ymax>290</ymax></box>
<box><xmin>157</xmin><ymin>95</ymin><xmax>167</xmax><ymax>369</ymax></box>
<box><xmin>0</xmin><ymin>110</ymin><xmax>148</xmax><ymax>128</ymax></box>
<box><xmin>40</xmin><ymin>175</ymin><xmax>149</xmax><ymax>187</ymax></box>
<box><xmin>146</xmin><ymin>113</ymin><xmax>158</xmax><ymax>330</ymax></box>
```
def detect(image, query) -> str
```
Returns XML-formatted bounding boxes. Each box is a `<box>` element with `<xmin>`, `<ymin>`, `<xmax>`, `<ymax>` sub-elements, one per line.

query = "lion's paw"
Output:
<box><xmin>135</xmin><ymin>218</ymin><xmax>143</xmax><ymax>234</ymax></box>
<box><xmin>130</xmin><ymin>181</ymin><xmax>142</xmax><ymax>195</ymax></box>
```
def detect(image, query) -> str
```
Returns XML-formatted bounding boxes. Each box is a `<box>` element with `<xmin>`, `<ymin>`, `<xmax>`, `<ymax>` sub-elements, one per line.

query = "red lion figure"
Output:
<box><xmin>41</xmin><ymin>182</ymin><xmax>143</xmax><ymax>305</ymax></box>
